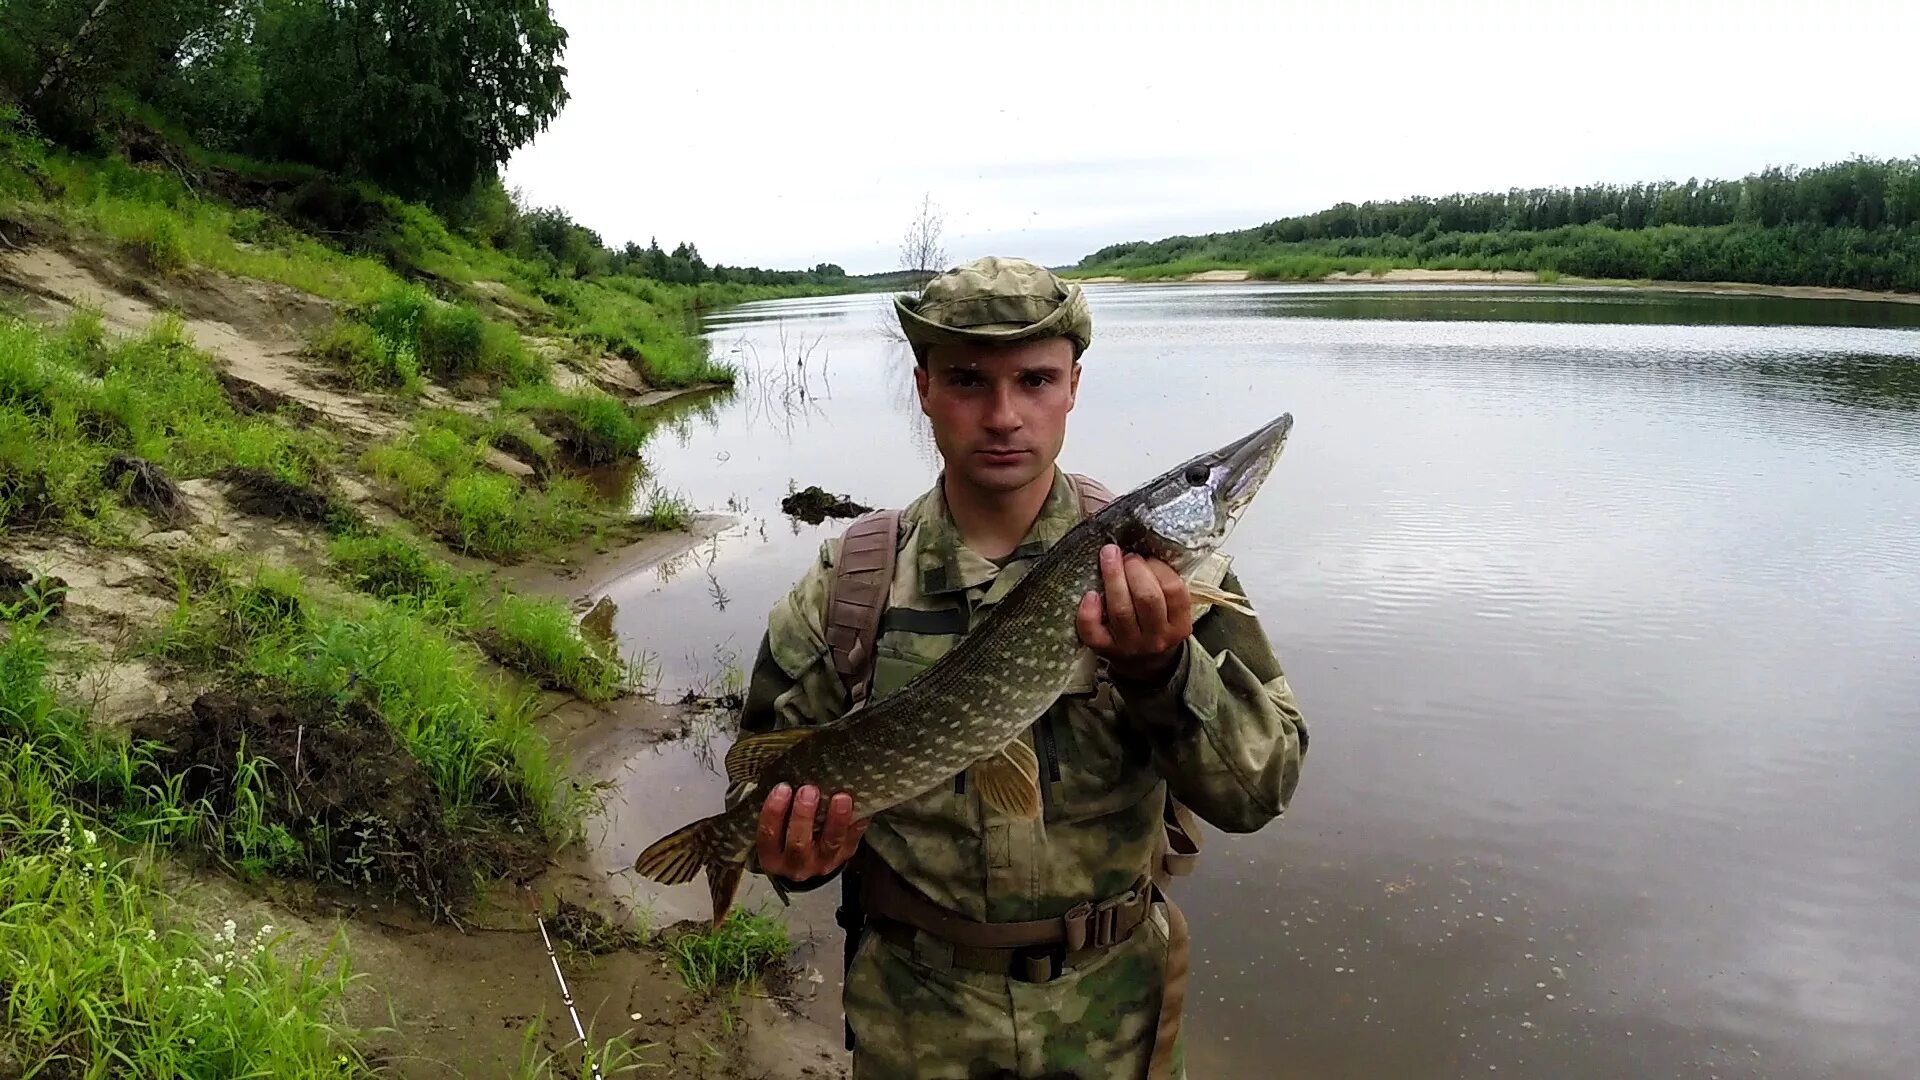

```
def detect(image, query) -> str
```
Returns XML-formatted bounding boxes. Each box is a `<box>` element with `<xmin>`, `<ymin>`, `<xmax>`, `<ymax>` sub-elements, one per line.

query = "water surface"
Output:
<box><xmin>599</xmin><ymin>284</ymin><xmax>1920</xmax><ymax>1078</ymax></box>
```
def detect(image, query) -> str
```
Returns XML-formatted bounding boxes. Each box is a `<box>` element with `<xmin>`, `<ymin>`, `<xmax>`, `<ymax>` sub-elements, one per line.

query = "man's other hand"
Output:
<box><xmin>756</xmin><ymin>783</ymin><xmax>869</xmax><ymax>882</ymax></box>
<box><xmin>1077</xmin><ymin>544</ymin><xmax>1193</xmax><ymax>683</ymax></box>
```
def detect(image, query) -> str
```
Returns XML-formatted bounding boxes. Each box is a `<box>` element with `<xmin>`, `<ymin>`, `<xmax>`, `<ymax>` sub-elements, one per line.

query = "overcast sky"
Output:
<box><xmin>502</xmin><ymin>0</ymin><xmax>1920</xmax><ymax>275</ymax></box>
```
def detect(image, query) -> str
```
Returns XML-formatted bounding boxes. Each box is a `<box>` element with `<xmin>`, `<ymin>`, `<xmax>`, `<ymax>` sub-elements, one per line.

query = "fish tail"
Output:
<box><xmin>707</xmin><ymin>860</ymin><xmax>747</xmax><ymax>927</ymax></box>
<box><xmin>633</xmin><ymin>812</ymin><xmax>750</xmax><ymax>926</ymax></box>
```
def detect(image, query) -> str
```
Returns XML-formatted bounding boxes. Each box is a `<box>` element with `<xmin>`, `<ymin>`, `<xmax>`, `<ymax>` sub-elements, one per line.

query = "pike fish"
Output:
<box><xmin>634</xmin><ymin>413</ymin><xmax>1294</xmax><ymax>924</ymax></box>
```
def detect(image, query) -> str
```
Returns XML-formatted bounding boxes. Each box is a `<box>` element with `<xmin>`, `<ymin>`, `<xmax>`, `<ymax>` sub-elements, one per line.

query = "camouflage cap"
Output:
<box><xmin>895</xmin><ymin>256</ymin><xmax>1092</xmax><ymax>361</ymax></box>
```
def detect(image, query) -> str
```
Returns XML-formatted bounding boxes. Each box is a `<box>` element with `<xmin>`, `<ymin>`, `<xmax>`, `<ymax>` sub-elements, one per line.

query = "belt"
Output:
<box><xmin>858</xmin><ymin>857</ymin><xmax>1155</xmax><ymax>983</ymax></box>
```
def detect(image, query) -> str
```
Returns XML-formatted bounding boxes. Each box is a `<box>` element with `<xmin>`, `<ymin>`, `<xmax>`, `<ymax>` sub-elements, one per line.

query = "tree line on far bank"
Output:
<box><xmin>1081</xmin><ymin>157</ymin><xmax>1920</xmax><ymax>292</ymax></box>
<box><xmin>0</xmin><ymin>0</ymin><xmax>844</xmax><ymax>287</ymax></box>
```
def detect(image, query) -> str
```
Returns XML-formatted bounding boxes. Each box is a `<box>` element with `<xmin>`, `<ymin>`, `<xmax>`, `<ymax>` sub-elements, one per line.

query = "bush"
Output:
<box><xmin>419</xmin><ymin>302</ymin><xmax>485</xmax><ymax>376</ymax></box>
<box><xmin>352</xmin><ymin>285</ymin><xmax>542</xmax><ymax>384</ymax></box>
<box><xmin>360</xmin><ymin>284</ymin><xmax>432</xmax><ymax>348</ymax></box>
<box><xmin>0</xmin><ymin>102</ymin><xmax>49</xmax><ymax>200</ymax></box>
<box><xmin>308</xmin><ymin>320</ymin><xmax>421</xmax><ymax>393</ymax></box>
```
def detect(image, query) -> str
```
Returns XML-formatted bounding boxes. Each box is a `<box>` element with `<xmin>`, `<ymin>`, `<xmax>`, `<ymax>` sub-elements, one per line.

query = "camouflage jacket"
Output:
<box><xmin>736</xmin><ymin>468</ymin><xmax>1308</xmax><ymax>922</ymax></box>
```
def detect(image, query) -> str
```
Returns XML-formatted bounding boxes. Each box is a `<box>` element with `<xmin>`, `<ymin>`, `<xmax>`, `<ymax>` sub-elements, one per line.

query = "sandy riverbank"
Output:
<box><xmin>1072</xmin><ymin>267</ymin><xmax>1920</xmax><ymax>306</ymax></box>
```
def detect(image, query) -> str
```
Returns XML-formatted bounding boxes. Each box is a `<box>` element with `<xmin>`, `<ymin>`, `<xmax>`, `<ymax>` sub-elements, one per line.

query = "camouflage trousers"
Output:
<box><xmin>843</xmin><ymin>903</ymin><xmax>1184</xmax><ymax>1080</ymax></box>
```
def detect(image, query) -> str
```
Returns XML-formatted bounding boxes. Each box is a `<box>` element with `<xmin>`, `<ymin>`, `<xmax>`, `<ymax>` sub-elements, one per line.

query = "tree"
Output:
<box><xmin>251</xmin><ymin>0</ymin><xmax>569</xmax><ymax>203</ymax></box>
<box><xmin>0</xmin><ymin>0</ymin><xmax>233</xmax><ymax>137</ymax></box>
<box><xmin>898</xmin><ymin>192</ymin><xmax>948</xmax><ymax>287</ymax></box>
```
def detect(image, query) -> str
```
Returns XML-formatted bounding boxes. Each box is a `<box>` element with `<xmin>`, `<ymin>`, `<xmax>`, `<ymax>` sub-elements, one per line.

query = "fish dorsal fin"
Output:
<box><xmin>971</xmin><ymin>739</ymin><xmax>1041</xmax><ymax>819</ymax></box>
<box><xmin>723</xmin><ymin>729</ymin><xmax>814</xmax><ymax>783</ymax></box>
<box><xmin>1188</xmin><ymin>580</ymin><xmax>1257</xmax><ymax>618</ymax></box>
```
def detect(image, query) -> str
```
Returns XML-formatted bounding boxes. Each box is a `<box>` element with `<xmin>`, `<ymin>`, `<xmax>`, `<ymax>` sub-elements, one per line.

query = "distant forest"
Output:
<box><xmin>1078</xmin><ymin>158</ymin><xmax>1920</xmax><ymax>292</ymax></box>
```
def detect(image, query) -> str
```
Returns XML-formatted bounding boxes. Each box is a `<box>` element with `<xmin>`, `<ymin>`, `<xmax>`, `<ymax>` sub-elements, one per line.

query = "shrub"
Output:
<box><xmin>419</xmin><ymin>302</ymin><xmax>486</xmax><ymax>376</ymax></box>
<box><xmin>308</xmin><ymin>320</ymin><xmax>421</xmax><ymax>393</ymax></box>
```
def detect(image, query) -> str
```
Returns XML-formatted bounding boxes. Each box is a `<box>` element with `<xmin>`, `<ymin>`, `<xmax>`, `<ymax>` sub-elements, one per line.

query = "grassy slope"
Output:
<box><xmin>0</xmin><ymin>609</ymin><xmax>370</xmax><ymax>1077</ymax></box>
<box><xmin>0</xmin><ymin>116</ymin><xmax>807</xmax><ymax>1074</ymax></box>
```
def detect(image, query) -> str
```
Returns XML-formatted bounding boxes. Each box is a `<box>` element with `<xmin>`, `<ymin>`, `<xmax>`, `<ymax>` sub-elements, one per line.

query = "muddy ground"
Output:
<box><xmin>0</xmin><ymin>235</ymin><xmax>848</xmax><ymax>1078</ymax></box>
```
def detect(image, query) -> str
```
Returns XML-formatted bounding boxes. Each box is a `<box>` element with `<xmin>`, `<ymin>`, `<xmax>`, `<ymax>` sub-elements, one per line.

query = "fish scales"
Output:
<box><xmin>669</xmin><ymin>525</ymin><xmax>1105</xmax><ymax>870</ymax></box>
<box><xmin>633</xmin><ymin>414</ymin><xmax>1293</xmax><ymax>924</ymax></box>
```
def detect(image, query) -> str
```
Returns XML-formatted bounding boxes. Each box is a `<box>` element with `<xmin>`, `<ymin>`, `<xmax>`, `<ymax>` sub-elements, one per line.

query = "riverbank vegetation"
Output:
<box><xmin>1077</xmin><ymin>157</ymin><xmax>1920</xmax><ymax>292</ymax></box>
<box><xmin>0</xmin><ymin>611</ymin><xmax>370</xmax><ymax>1076</ymax></box>
<box><xmin>0</xmin><ymin>1</ymin><xmax>822</xmax><ymax>1072</ymax></box>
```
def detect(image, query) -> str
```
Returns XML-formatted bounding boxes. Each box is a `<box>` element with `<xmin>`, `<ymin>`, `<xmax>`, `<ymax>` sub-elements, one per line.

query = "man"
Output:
<box><xmin>732</xmin><ymin>256</ymin><xmax>1307</xmax><ymax>1079</ymax></box>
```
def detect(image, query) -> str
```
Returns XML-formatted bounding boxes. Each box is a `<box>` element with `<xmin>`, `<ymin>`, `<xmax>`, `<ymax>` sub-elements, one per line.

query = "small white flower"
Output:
<box><xmin>82</xmin><ymin>829</ymin><xmax>97</xmax><ymax>846</ymax></box>
<box><xmin>145</xmin><ymin>928</ymin><xmax>157</xmax><ymax>942</ymax></box>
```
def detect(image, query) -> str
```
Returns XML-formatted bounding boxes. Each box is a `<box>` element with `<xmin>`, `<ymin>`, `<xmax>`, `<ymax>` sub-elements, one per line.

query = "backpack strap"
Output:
<box><xmin>826</xmin><ymin>476</ymin><xmax>1114</xmax><ymax>708</ymax></box>
<box><xmin>826</xmin><ymin>509</ymin><xmax>901</xmax><ymax>710</ymax></box>
<box><xmin>1067</xmin><ymin>472</ymin><xmax>1114</xmax><ymax>514</ymax></box>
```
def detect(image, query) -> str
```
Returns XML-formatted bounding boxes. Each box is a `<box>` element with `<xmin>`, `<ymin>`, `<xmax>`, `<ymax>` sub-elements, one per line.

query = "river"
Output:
<box><xmin>589</xmin><ymin>283</ymin><xmax>1920</xmax><ymax>1078</ymax></box>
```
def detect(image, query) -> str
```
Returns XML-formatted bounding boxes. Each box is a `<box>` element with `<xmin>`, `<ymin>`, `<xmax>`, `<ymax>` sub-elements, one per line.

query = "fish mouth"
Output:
<box><xmin>1216</xmin><ymin>413</ymin><xmax>1293</xmax><ymax>512</ymax></box>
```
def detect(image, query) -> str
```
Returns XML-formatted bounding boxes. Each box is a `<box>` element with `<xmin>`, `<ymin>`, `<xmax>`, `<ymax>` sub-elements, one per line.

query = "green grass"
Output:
<box><xmin>255</xmin><ymin>607</ymin><xmax>561</xmax><ymax>827</ymax></box>
<box><xmin>356</xmin><ymin>284</ymin><xmax>546</xmax><ymax>385</ymax></box>
<box><xmin>501</xmin><ymin>383</ymin><xmax>653</xmax><ymax>465</ymax></box>
<box><xmin>1061</xmin><ymin>256</ymin><xmax>1231</xmax><ymax>281</ymax></box>
<box><xmin>329</xmin><ymin>527</ymin><xmax>627</xmax><ymax>700</ymax></box>
<box><xmin>0</xmin><ymin>614</ymin><xmax>371</xmax><ymax>1077</ymax></box>
<box><xmin>362</xmin><ymin>413</ymin><xmax>602</xmax><ymax>560</ymax></box>
<box><xmin>637</xmin><ymin>486</ymin><xmax>693</xmax><ymax>531</ymax></box>
<box><xmin>158</xmin><ymin>561</ymin><xmax>562</xmax><ymax>833</ymax></box>
<box><xmin>307</xmin><ymin>319</ymin><xmax>423</xmax><ymax>394</ymax></box>
<box><xmin>4</xmin><ymin>123</ymin><xmax>857</xmax><ymax>426</ymax></box>
<box><xmin>0</xmin><ymin>311</ymin><xmax>331</xmax><ymax>533</ymax></box>
<box><xmin>478</xmin><ymin>593</ymin><xmax>624</xmax><ymax>701</ymax></box>
<box><xmin>327</xmin><ymin>528</ymin><xmax>476</xmax><ymax>616</ymax></box>
<box><xmin>666</xmin><ymin>912</ymin><xmax>791</xmax><ymax>992</ymax></box>
<box><xmin>559</xmin><ymin>277</ymin><xmax>736</xmax><ymax>387</ymax></box>
<box><xmin>46</xmin><ymin>153</ymin><xmax>398</xmax><ymax>303</ymax></box>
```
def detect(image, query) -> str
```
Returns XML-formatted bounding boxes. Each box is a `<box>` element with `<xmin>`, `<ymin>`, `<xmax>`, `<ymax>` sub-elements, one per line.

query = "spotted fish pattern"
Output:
<box><xmin>633</xmin><ymin>415</ymin><xmax>1297</xmax><ymax>927</ymax></box>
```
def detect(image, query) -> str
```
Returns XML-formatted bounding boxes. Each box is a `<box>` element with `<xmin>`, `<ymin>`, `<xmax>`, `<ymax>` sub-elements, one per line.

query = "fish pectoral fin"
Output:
<box><xmin>1187</xmin><ymin>580</ymin><xmax>1257</xmax><ymax>618</ymax></box>
<box><xmin>970</xmin><ymin>739</ymin><xmax>1041</xmax><ymax>819</ymax></box>
<box><xmin>723</xmin><ymin>729</ymin><xmax>814</xmax><ymax>783</ymax></box>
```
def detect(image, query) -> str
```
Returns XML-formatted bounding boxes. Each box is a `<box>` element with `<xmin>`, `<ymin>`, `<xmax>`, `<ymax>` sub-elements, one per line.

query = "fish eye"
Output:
<box><xmin>1183</xmin><ymin>464</ymin><xmax>1210</xmax><ymax>486</ymax></box>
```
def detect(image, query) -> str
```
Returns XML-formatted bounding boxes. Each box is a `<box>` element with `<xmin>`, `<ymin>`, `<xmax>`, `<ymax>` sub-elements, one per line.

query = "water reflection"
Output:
<box><xmin>1099</xmin><ymin>283</ymin><xmax>1920</xmax><ymax>329</ymax></box>
<box><xmin>594</xmin><ymin>284</ymin><xmax>1920</xmax><ymax>1078</ymax></box>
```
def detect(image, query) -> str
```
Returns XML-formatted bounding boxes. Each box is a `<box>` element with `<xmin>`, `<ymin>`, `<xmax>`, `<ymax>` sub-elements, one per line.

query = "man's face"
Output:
<box><xmin>915</xmin><ymin>337</ymin><xmax>1080</xmax><ymax>495</ymax></box>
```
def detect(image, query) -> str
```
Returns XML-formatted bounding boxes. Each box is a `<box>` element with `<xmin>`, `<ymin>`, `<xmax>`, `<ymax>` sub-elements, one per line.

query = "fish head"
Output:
<box><xmin>1113</xmin><ymin>413</ymin><xmax>1293</xmax><ymax>573</ymax></box>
